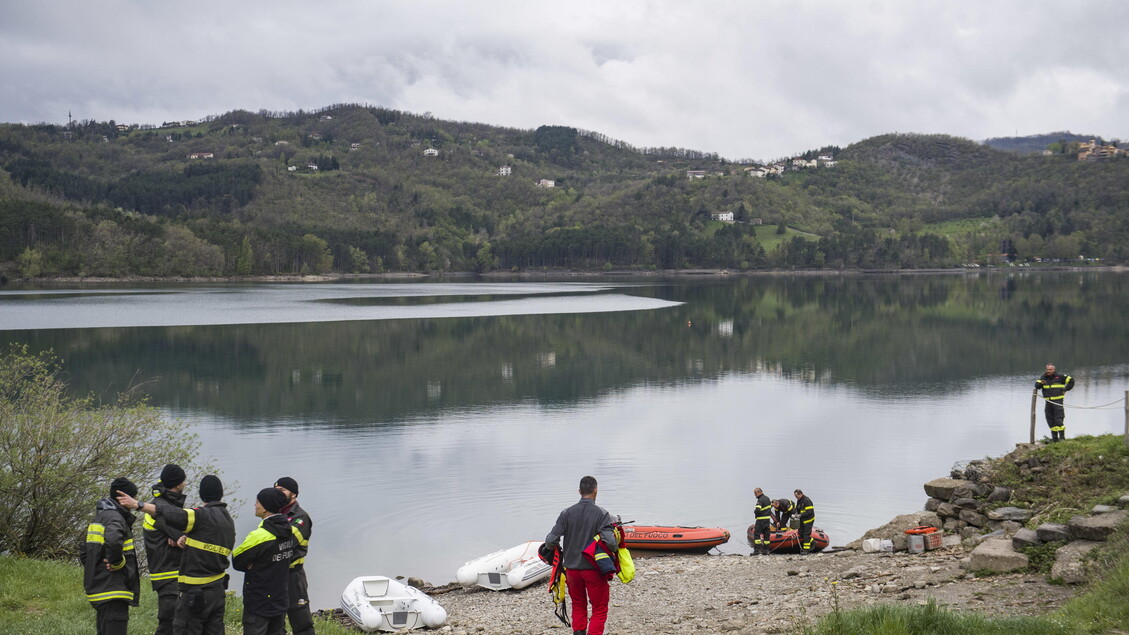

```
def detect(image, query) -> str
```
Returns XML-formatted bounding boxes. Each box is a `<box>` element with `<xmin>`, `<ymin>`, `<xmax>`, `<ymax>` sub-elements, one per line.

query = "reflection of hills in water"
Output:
<box><xmin>4</xmin><ymin>273</ymin><xmax>1128</xmax><ymax>427</ymax></box>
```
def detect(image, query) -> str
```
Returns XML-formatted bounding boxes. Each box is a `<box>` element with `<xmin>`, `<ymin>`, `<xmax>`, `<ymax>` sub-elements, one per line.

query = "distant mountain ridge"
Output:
<box><xmin>1</xmin><ymin>104</ymin><xmax>1128</xmax><ymax>277</ymax></box>
<box><xmin>982</xmin><ymin>131</ymin><xmax>1117</xmax><ymax>154</ymax></box>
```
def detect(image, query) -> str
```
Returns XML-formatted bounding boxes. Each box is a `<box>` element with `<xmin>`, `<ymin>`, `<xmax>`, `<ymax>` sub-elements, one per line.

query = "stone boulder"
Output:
<box><xmin>1118</xmin><ymin>493</ymin><xmax>1129</xmax><ymax>507</ymax></box>
<box><xmin>987</xmin><ymin>486</ymin><xmax>1012</xmax><ymax>503</ymax></box>
<box><xmin>1069</xmin><ymin>510</ymin><xmax>1129</xmax><ymax>541</ymax></box>
<box><xmin>951</xmin><ymin>459</ymin><xmax>988</xmax><ymax>481</ymax></box>
<box><xmin>936</xmin><ymin>502</ymin><xmax>958</xmax><ymax>519</ymax></box>
<box><xmin>1050</xmin><ymin>540</ymin><xmax>1102</xmax><ymax>584</ymax></box>
<box><xmin>1092</xmin><ymin>505</ymin><xmax>1117</xmax><ymax>514</ymax></box>
<box><xmin>846</xmin><ymin>511</ymin><xmax>942</xmax><ymax>550</ymax></box>
<box><xmin>1011</xmin><ymin>527</ymin><xmax>1040</xmax><ymax>550</ymax></box>
<box><xmin>1036</xmin><ymin>523</ymin><xmax>1071</xmax><ymax>543</ymax></box>
<box><xmin>969</xmin><ymin>538</ymin><xmax>1029</xmax><ymax>573</ymax></box>
<box><xmin>987</xmin><ymin>506</ymin><xmax>1033</xmax><ymax>522</ymax></box>
<box><xmin>954</xmin><ymin>497</ymin><xmax>983</xmax><ymax>511</ymax></box>
<box><xmin>959</xmin><ymin>509</ymin><xmax>988</xmax><ymax>527</ymax></box>
<box><xmin>924</xmin><ymin>478</ymin><xmax>976</xmax><ymax>501</ymax></box>
<box><xmin>924</xmin><ymin>497</ymin><xmax>942</xmax><ymax>512</ymax></box>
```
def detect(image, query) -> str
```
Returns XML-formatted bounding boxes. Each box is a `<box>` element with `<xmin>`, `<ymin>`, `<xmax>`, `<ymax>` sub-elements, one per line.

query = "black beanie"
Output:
<box><xmin>274</xmin><ymin>476</ymin><xmax>299</xmax><ymax>495</ymax></box>
<box><xmin>110</xmin><ymin>477</ymin><xmax>138</xmax><ymax>499</ymax></box>
<box><xmin>257</xmin><ymin>487</ymin><xmax>288</xmax><ymax>513</ymax></box>
<box><xmin>160</xmin><ymin>464</ymin><xmax>186</xmax><ymax>489</ymax></box>
<box><xmin>199</xmin><ymin>475</ymin><xmax>223</xmax><ymax>502</ymax></box>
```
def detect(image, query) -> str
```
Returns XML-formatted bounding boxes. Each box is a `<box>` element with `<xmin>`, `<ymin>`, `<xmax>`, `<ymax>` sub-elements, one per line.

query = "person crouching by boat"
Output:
<box><xmin>771</xmin><ymin>498</ymin><xmax>795</xmax><ymax>531</ymax></box>
<box><xmin>751</xmin><ymin>488</ymin><xmax>772</xmax><ymax>555</ymax></box>
<box><xmin>794</xmin><ymin>489</ymin><xmax>815</xmax><ymax>554</ymax></box>
<box><xmin>233</xmin><ymin>488</ymin><xmax>297</xmax><ymax>635</ymax></box>
<box><xmin>274</xmin><ymin>476</ymin><xmax>314</xmax><ymax>635</ymax></box>
<box><xmin>545</xmin><ymin>476</ymin><xmax>619</xmax><ymax>635</ymax></box>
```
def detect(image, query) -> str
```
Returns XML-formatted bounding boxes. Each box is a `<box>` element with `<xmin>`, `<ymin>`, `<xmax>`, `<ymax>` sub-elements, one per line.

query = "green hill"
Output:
<box><xmin>1</xmin><ymin>105</ymin><xmax>1127</xmax><ymax>277</ymax></box>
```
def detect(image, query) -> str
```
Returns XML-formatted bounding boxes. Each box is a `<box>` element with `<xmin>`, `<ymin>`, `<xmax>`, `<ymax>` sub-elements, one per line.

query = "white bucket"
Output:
<box><xmin>907</xmin><ymin>534</ymin><xmax>925</xmax><ymax>554</ymax></box>
<box><xmin>862</xmin><ymin>538</ymin><xmax>883</xmax><ymax>553</ymax></box>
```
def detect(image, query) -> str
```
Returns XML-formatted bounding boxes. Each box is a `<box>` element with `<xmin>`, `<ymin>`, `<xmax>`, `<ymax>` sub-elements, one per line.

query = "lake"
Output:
<box><xmin>2</xmin><ymin>272</ymin><xmax>1127</xmax><ymax>609</ymax></box>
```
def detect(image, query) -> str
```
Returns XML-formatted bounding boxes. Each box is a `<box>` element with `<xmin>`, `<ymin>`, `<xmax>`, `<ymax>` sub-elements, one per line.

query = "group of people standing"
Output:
<box><xmin>80</xmin><ymin>465</ymin><xmax>314</xmax><ymax>635</ymax></box>
<box><xmin>750</xmin><ymin>488</ymin><xmax>815</xmax><ymax>555</ymax></box>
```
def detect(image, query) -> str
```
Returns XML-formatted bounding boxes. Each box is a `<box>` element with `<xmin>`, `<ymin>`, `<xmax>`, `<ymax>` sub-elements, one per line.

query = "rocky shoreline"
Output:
<box><xmin>321</xmin><ymin>547</ymin><xmax>1076</xmax><ymax>634</ymax></box>
<box><xmin>317</xmin><ymin>444</ymin><xmax>1128</xmax><ymax>634</ymax></box>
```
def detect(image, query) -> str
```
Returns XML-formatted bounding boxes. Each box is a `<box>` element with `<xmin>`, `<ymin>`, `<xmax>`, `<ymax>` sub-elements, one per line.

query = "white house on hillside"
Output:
<box><xmin>711</xmin><ymin>211</ymin><xmax>735</xmax><ymax>222</ymax></box>
<box><xmin>423</xmin><ymin>148</ymin><xmax>439</xmax><ymax>156</ymax></box>
<box><xmin>498</xmin><ymin>165</ymin><xmax>512</xmax><ymax>176</ymax></box>
<box><xmin>537</xmin><ymin>179</ymin><xmax>555</xmax><ymax>188</ymax></box>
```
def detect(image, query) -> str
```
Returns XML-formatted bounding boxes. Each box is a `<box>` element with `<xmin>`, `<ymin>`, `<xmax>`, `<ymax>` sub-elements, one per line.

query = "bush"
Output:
<box><xmin>0</xmin><ymin>346</ymin><xmax>206</xmax><ymax>559</ymax></box>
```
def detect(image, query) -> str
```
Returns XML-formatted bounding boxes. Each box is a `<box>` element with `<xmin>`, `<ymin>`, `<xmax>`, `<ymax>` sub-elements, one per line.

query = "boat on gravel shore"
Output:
<box><xmin>340</xmin><ymin>575</ymin><xmax>447</xmax><ymax>632</ymax></box>
<box><xmin>620</xmin><ymin>525</ymin><xmax>731</xmax><ymax>551</ymax></box>
<box><xmin>455</xmin><ymin>540</ymin><xmax>552</xmax><ymax>591</ymax></box>
<box><xmin>745</xmin><ymin>525</ymin><xmax>831</xmax><ymax>553</ymax></box>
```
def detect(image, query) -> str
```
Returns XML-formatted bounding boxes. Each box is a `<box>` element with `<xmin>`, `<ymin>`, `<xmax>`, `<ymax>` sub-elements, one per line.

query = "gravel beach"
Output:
<box><xmin>325</xmin><ymin>546</ymin><xmax>1075</xmax><ymax>634</ymax></box>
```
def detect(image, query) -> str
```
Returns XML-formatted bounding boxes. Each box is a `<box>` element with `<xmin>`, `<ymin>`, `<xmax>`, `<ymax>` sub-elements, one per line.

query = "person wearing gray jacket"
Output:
<box><xmin>545</xmin><ymin>475</ymin><xmax>618</xmax><ymax>635</ymax></box>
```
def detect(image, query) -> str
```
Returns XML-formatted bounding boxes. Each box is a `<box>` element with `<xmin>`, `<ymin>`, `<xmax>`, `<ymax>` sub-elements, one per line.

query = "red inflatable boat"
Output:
<box><xmin>620</xmin><ymin>525</ymin><xmax>731</xmax><ymax>552</ymax></box>
<box><xmin>746</xmin><ymin>524</ymin><xmax>830</xmax><ymax>553</ymax></box>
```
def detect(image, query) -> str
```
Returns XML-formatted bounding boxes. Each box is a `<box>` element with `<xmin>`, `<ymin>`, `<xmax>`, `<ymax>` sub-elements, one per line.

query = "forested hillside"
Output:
<box><xmin>1</xmin><ymin>104</ymin><xmax>1126</xmax><ymax>278</ymax></box>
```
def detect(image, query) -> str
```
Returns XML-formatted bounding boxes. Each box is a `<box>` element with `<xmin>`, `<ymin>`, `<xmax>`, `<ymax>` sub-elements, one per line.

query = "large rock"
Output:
<box><xmin>959</xmin><ymin>509</ymin><xmax>988</xmax><ymax>527</ymax></box>
<box><xmin>1069</xmin><ymin>510</ymin><xmax>1129</xmax><ymax>541</ymax></box>
<box><xmin>951</xmin><ymin>459</ymin><xmax>987</xmax><ymax>481</ymax></box>
<box><xmin>952</xmin><ymin>485</ymin><xmax>978</xmax><ymax>500</ymax></box>
<box><xmin>924</xmin><ymin>497</ymin><xmax>942</xmax><ymax>512</ymax></box>
<box><xmin>987</xmin><ymin>506</ymin><xmax>1033</xmax><ymax>522</ymax></box>
<box><xmin>936</xmin><ymin>502</ymin><xmax>958</xmax><ymax>519</ymax></box>
<box><xmin>846</xmin><ymin>511</ymin><xmax>942</xmax><ymax>550</ymax></box>
<box><xmin>954</xmin><ymin>497</ymin><xmax>983</xmax><ymax>511</ymax></box>
<box><xmin>924</xmin><ymin>478</ymin><xmax>976</xmax><ymax>501</ymax></box>
<box><xmin>1118</xmin><ymin>493</ymin><xmax>1129</xmax><ymax>507</ymax></box>
<box><xmin>1012</xmin><ymin>527</ymin><xmax>1041</xmax><ymax>550</ymax></box>
<box><xmin>969</xmin><ymin>538</ymin><xmax>1029</xmax><ymax>573</ymax></box>
<box><xmin>942</xmin><ymin>518</ymin><xmax>967</xmax><ymax>533</ymax></box>
<box><xmin>1092</xmin><ymin>505</ymin><xmax>1117</xmax><ymax>514</ymax></box>
<box><xmin>1036</xmin><ymin>523</ymin><xmax>1071</xmax><ymax>543</ymax></box>
<box><xmin>987</xmin><ymin>486</ymin><xmax>1012</xmax><ymax>502</ymax></box>
<box><xmin>1050</xmin><ymin>540</ymin><xmax>1103</xmax><ymax>584</ymax></box>
<box><xmin>988</xmin><ymin>520</ymin><xmax>1022</xmax><ymax>535</ymax></box>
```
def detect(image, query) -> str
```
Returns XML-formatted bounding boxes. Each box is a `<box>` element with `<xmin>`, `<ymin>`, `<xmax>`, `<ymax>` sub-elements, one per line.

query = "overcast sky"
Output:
<box><xmin>2</xmin><ymin>1</ymin><xmax>1126</xmax><ymax>161</ymax></box>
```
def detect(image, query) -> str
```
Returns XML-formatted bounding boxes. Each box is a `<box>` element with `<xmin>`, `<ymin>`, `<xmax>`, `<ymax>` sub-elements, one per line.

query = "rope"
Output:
<box><xmin>1037</xmin><ymin>394</ymin><xmax>1127</xmax><ymax>410</ymax></box>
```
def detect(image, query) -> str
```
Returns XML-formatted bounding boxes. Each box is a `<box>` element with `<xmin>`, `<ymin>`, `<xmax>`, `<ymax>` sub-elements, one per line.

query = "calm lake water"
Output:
<box><xmin>2</xmin><ymin>273</ymin><xmax>1128</xmax><ymax>609</ymax></box>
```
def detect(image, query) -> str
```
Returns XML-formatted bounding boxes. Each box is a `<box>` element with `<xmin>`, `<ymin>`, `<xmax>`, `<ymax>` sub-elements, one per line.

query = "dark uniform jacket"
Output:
<box><xmin>232</xmin><ymin>514</ymin><xmax>297</xmax><ymax>617</ymax></box>
<box><xmin>142</xmin><ymin>484</ymin><xmax>186</xmax><ymax>588</ymax></box>
<box><xmin>754</xmin><ymin>494</ymin><xmax>772</xmax><ymax>522</ymax></box>
<box><xmin>1036</xmin><ymin>372</ymin><xmax>1074</xmax><ymax>400</ymax></box>
<box><xmin>545</xmin><ymin>497</ymin><xmax>618</xmax><ymax>570</ymax></box>
<box><xmin>282</xmin><ymin>500</ymin><xmax>312</xmax><ymax>570</ymax></box>
<box><xmin>157</xmin><ymin>501</ymin><xmax>236</xmax><ymax>587</ymax></box>
<box><xmin>81</xmin><ymin>498</ymin><xmax>140</xmax><ymax>606</ymax></box>
<box><xmin>796</xmin><ymin>495</ymin><xmax>815</xmax><ymax>524</ymax></box>
<box><xmin>772</xmin><ymin>499</ymin><xmax>795</xmax><ymax>527</ymax></box>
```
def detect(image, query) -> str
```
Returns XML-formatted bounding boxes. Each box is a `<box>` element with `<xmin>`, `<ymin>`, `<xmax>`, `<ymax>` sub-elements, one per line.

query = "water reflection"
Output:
<box><xmin>2</xmin><ymin>272</ymin><xmax>1128</xmax><ymax>608</ymax></box>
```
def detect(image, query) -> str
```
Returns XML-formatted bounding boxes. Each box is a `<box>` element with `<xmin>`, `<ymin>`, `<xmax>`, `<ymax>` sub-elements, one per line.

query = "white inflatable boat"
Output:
<box><xmin>455</xmin><ymin>540</ymin><xmax>552</xmax><ymax>591</ymax></box>
<box><xmin>340</xmin><ymin>576</ymin><xmax>447</xmax><ymax>632</ymax></box>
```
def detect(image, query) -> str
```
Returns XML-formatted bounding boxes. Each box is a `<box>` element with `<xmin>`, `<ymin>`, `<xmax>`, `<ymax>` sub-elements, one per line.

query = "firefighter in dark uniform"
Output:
<box><xmin>794</xmin><ymin>489</ymin><xmax>815</xmax><ymax>554</ymax></box>
<box><xmin>233</xmin><ymin>488</ymin><xmax>297</xmax><ymax>635</ymax></box>
<box><xmin>751</xmin><ymin>487</ymin><xmax>772</xmax><ymax>555</ymax></box>
<box><xmin>119</xmin><ymin>474</ymin><xmax>235</xmax><ymax>635</ymax></box>
<box><xmin>1036</xmin><ymin>363</ymin><xmax>1074</xmax><ymax>442</ymax></box>
<box><xmin>143</xmin><ymin>464</ymin><xmax>188</xmax><ymax>635</ymax></box>
<box><xmin>83</xmin><ymin>477</ymin><xmax>141</xmax><ymax>635</ymax></box>
<box><xmin>771</xmin><ymin>498</ymin><xmax>795</xmax><ymax>530</ymax></box>
<box><xmin>275</xmin><ymin>476</ymin><xmax>315</xmax><ymax>635</ymax></box>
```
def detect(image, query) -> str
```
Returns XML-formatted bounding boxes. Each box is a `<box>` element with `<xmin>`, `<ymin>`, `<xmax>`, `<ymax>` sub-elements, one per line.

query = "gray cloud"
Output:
<box><xmin>1</xmin><ymin>0</ymin><xmax>1126</xmax><ymax>160</ymax></box>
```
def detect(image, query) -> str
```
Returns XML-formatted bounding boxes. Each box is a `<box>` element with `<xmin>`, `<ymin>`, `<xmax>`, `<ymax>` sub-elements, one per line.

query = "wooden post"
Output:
<box><xmin>1124</xmin><ymin>390</ymin><xmax>1128</xmax><ymax>446</ymax></box>
<box><xmin>1030</xmin><ymin>388</ymin><xmax>1038</xmax><ymax>444</ymax></box>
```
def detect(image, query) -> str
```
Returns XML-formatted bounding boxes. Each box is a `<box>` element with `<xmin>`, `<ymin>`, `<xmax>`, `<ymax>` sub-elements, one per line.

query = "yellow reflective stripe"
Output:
<box><xmin>87</xmin><ymin>591</ymin><xmax>135</xmax><ymax>602</ymax></box>
<box><xmin>123</xmin><ymin>539</ymin><xmax>134</xmax><ymax>552</ymax></box>
<box><xmin>594</xmin><ymin>552</ymin><xmax>611</xmax><ymax>561</ymax></box>
<box><xmin>178</xmin><ymin>572</ymin><xmax>225</xmax><ymax>585</ymax></box>
<box><xmin>143</xmin><ymin>514</ymin><xmax>156</xmax><ymax>531</ymax></box>
<box><xmin>86</xmin><ymin>523</ymin><xmax>105</xmax><ymax>543</ymax></box>
<box><xmin>290</xmin><ymin>557</ymin><xmax>305</xmax><ymax>568</ymax></box>
<box><xmin>291</xmin><ymin>525</ymin><xmax>308</xmax><ymax>547</ymax></box>
<box><xmin>802</xmin><ymin>518</ymin><xmax>815</xmax><ymax>524</ymax></box>
<box><xmin>184</xmin><ymin>509</ymin><xmax>196</xmax><ymax>533</ymax></box>
<box><xmin>107</xmin><ymin>557</ymin><xmax>126</xmax><ymax>570</ymax></box>
<box><xmin>150</xmin><ymin>570</ymin><xmax>179</xmax><ymax>581</ymax></box>
<box><xmin>184</xmin><ymin>537</ymin><xmax>231</xmax><ymax>556</ymax></box>
<box><xmin>800</xmin><ymin>506</ymin><xmax>814</xmax><ymax>512</ymax></box>
<box><xmin>1047</xmin><ymin>395</ymin><xmax>1065</xmax><ymax>400</ymax></box>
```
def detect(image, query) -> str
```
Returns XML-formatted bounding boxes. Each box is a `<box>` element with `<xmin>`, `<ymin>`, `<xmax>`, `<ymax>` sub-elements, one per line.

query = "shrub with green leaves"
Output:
<box><xmin>0</xmin><ymin>345</ymin><xmax>207</xmax><ymax>559</ymax></box>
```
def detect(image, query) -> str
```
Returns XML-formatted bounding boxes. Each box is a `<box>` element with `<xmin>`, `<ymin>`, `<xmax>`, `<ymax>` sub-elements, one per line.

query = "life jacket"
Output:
<box><xmin>581</xmin><ymin>524</ymin><xmax>634</xmax><ymax>583</ymax></box>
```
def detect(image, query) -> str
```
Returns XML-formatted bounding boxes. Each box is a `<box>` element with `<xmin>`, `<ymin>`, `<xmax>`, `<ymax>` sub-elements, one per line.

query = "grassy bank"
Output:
<box><xmin>0</xmin><ymin>556</ymin><xmax>353</xmax><ymax>635</ymax></box>
<box><xmin>805</xmin><ymin>434</ymin><xmax>1129</xmax><ymax>634</ymax></box>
